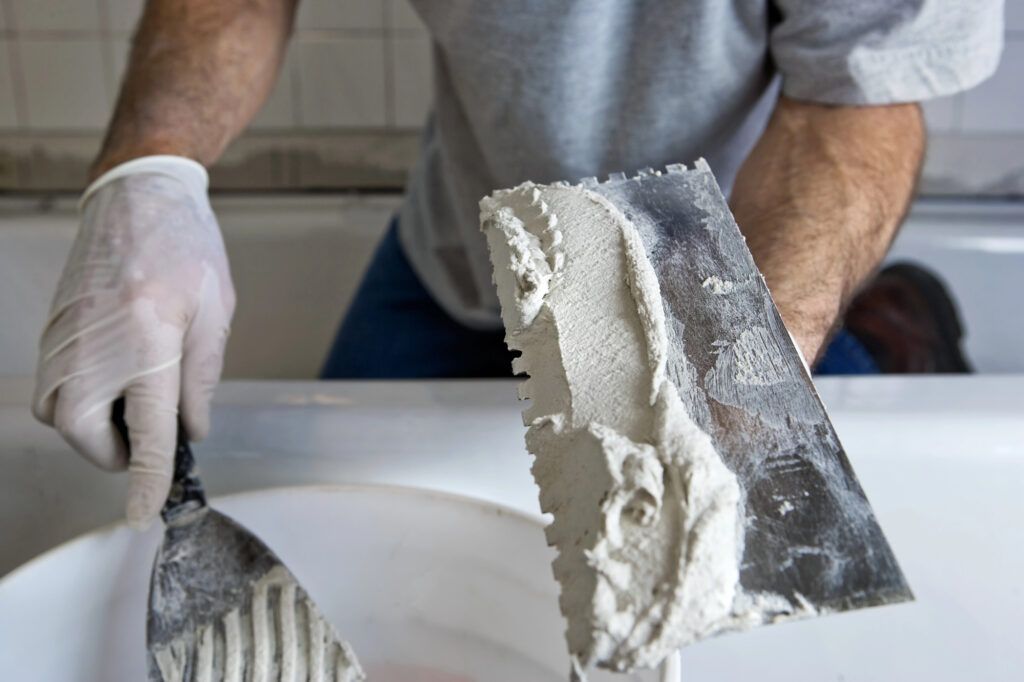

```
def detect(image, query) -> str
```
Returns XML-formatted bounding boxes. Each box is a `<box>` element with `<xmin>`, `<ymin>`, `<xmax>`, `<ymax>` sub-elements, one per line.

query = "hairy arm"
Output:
<box><xmin>730</xmin><ymin>95</ymin><xmax>924</xmax><ymax>364</ymax></box>
<box><xmin>90</xmin><ymin>0</ymin><xmax>298</xmax><ymax>180</ymax></box>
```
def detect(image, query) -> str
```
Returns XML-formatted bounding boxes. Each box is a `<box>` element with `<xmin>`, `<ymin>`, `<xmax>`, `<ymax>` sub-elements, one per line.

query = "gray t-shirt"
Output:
<box><xmin>397</xmin><ymin>0</ymin><xmax>1003</xmax><ymax>329</ymax></box>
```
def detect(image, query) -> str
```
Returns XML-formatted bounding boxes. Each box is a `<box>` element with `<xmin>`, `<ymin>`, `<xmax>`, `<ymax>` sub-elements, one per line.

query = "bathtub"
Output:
<box><xmin>0</xmin><ymin>195</ymin><xmax>1021</xmax><ymax>377</ymax></box>
<box><xmin>1</xmin><ymin>193</ymin><xmax>1022</xmax><ymax>678</ymax></box>
<box><xmin>1</xmin><ymin>378</ymin><xmax>1022</xmax><ymax>680</ymax></box>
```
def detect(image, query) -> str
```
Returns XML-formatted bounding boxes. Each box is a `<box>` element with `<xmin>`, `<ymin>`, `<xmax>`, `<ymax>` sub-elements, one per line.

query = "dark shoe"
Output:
<box><xmin>843</xmin><ymin>262</ymin><xmax>972</xmax><ymax>373</ymax></box>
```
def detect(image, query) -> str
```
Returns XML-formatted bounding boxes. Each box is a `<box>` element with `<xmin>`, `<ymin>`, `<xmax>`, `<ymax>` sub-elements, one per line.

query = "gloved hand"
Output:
<box><xmin>32</xmin><ymin>156</ymin><xmax>235</xmax><ymax>528</ymax></box>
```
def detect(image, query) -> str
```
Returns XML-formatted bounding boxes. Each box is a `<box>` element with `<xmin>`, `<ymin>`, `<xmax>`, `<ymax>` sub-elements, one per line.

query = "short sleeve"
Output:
<box><xmin>770</xmin><ymin>0</ymin><xmax>1004</xmax><ymax>105</ymax></box>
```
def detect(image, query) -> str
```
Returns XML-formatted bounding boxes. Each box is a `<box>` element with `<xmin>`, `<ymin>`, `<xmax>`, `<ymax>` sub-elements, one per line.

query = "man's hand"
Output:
<box><xmin>32</xmin><ymin>158</ymin><xmax>235</xmax><ymax>528</ymax></box>
<box><xmin>31</xmin><ymin>0</ymin><xmax>296</xmax><ymax>526</ymax></box>
<box><xmin>730</xmin><ymin>95</ymin><xmax>924</xmax><ymax>364</ymax></box>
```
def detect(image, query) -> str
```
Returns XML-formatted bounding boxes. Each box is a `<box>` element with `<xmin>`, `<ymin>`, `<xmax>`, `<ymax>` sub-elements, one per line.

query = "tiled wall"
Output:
<box><xmin>0</xmin><ymin>0</ymin><xmax>1022</xmax><ymax>196</ymax></box>
<box><xmin>0</xmin><ymin>0</ymin><xmax>432</xmax><ymax>131</ymax></box>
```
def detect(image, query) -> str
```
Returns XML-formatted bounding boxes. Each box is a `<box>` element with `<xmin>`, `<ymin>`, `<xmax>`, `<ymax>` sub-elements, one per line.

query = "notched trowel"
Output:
<box><xmin>112</xmin><ymin>400</ymin><xmax>364</xmax><ymax>682</ymax></box>
<box><xmin>591</xmin><ymin>161</ymin><xmax>913</xmax><ymax>611</ymax></box>
<box><xmin>483</xmin><ymin>160</ymin><xmax>913</xmax><ymax>672</ymax></box>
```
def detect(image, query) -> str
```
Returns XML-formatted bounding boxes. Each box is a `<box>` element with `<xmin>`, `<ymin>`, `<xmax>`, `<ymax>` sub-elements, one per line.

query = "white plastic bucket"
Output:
<box><xmin>0</xmin><ymin>485</ymin><xmax>653</xmax><ymax>681</ymax></box>
<box><xmin>3</xmin><ymin>478</ymin><xmax>1023</xmax><ymax>681</ymax></box>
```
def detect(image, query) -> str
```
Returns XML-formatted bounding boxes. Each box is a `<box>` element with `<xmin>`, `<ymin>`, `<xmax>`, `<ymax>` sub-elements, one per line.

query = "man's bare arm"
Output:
<box><xmin>730</xmin><ymin>95</ymin><xmax>924</xmax><ymax>364</ymax></box>
<box><xmin>91</xmin><ymin>0</ymin><xmax>298</xmax><ymax>180</ymax></box>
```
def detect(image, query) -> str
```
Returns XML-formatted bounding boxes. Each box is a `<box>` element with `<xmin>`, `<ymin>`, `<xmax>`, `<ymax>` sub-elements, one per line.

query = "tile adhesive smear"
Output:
<box><xmin>480</xmin><ymin>162</ymin><xmax>912</xmax><ymax>679</ymax></box>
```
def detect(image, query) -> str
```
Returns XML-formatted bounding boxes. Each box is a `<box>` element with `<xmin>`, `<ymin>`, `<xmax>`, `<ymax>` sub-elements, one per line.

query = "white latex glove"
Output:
<box><xmin>32</xmin><ymin>156</ymin><xmax>235</xmax><ymax>528</ymax></box>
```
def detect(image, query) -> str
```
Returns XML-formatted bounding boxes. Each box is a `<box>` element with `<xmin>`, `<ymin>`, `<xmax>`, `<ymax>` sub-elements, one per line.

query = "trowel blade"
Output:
<box><xmin>146</xmin><ymin>507</ymin><xmax>363</xmax><ymax>681</ymax></box>
<box><xmin>580</xmin><ymin>161</ymin><xmax>912</xmax><ymax>618</ymax></box>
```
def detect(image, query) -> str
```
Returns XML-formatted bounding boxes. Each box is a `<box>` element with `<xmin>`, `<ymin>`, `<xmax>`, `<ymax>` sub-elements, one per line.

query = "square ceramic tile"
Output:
<box><xmin>921</xmin><ymin>94</ymin><xmax>959</xmax><ymax>133</ymax></box>
<box><xmin>296</xmin><ymin>0</ymin><xmax>384</xmax><ymax>30</ymax></box>
<box><xmin>19</xmin><ymin>40</ymin><xmax>109</xmax><ymax>129</ymax></box>
<box><xmin>104</xmin><ymin>0</ymin><xmax>146</xmax><ymax>34</ymax></box>
<box><xmin>1007</xmin><ymin>0</ymin><xmax>1024</xmax><ymax>32</ymax></box>
<box><xmin>961</xmin><ymin>39</ymin><xmax>1024</xmax><ymax>133</ymax></box>
<box><xmin>296</xmin><ymin>38</ymin><xmax>386</xmax><ymax>127</ymax></box>
<box><xmin>250</xmin><ymin>51</ymin><xmax>298</xmax><ymax>129</ymax></box>
<box><xmin>391</xmin><ymin>34</ymin><xmax>432</xmax><ymax>127</ymax></box>
<box><xmin>389</xmin><ymin>0</ymin><xmax>427</xmax><ymax>32</ymax></box>
<box><xmin>0</xmin><ymin>41</ymin><xmax>20</xmax><ymax>128</ymax></box>
<box><xmin>9</xmin><ymin>0</ymin><xmax>102</xmax><ymax>32</ymax></box>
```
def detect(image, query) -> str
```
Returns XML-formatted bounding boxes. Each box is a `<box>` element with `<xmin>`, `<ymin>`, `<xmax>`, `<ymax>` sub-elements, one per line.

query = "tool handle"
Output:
<box><xmin>111</xmin><ymin>397</ymin><xmax>207</xmax><ymax>522</ymax></box>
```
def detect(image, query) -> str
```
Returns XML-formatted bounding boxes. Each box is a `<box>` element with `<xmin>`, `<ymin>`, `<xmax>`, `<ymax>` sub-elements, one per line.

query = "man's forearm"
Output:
<box><xmin>730</xmin><ymin>95</ymin><xmax>924</xmax><ymax>363</ymax></box>
<box><xmin>91</xmin><ymin>0</ymin><xmax>297</xmax><ymax>180</ymax></box>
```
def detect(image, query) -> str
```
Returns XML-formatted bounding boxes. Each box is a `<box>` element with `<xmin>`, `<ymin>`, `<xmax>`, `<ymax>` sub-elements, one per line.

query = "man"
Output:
<box><xmin>32</xmin><ymin>1</ymin><xmax>1002</xmax><ymax>527</ymax></box>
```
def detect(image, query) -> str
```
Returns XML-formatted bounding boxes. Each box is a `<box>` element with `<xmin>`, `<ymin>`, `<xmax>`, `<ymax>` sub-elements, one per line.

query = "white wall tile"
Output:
<box><xmin>391</xmin><ymin>34</ymin><xmax>432</xmax><ymax>128</ymax></box>
<box><xmin>296</xmin><ymin>38</ymin><xmax>386</xmax><ymax>127</ymax></box>
<box><xmin>960</xmin><ymin>39</ymin><xmax>1024</xmax><ymax>133</ymax></box>
<box><xmin>104</xmin><ymin>0</ymin><xmax>146</xmax><ymax>34</ymax></box>
<box><xmin>296</xmin><ymin>0</ymin><xmax>384</xmax><ymax>30</ymax></box>
<box><xmin>250</xmin><ymin>51</ymin><xmax>298</xmax><ymax>129</ymax></box>
<box><xmin>1007</xmin><ymin>0</ymin><xmax>1024</xmax><ymax>32</ymax></box>
<box><xmin>9</xmin><ymin>0</ymin><xmax>102</xmax><ymax>32</ymax></box>
<box><xmin>0</xmin><ymin>41</ymin><xmax>20</xmax><ymax>128</ymax></box>
<box><xmin>19</xmin><ymin>40</ymin><xmax>109</xmax><ymax>129</ymax></box>
<box><xmin>389</xmin><ymin>0</ymin><xmax>426</xmax><ymax>32</ymax></box>
<box><xmin>921</xmin><ymin>94</ymin><xmax>959</xmax><ymax>133</ymax></box>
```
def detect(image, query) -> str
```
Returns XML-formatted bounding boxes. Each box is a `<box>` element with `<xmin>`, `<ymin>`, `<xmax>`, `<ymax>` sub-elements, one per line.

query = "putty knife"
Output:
<box><xmin>112</xmin><ymin>400</ymin><xmax>364</xmax><ymax>681</ymax></box>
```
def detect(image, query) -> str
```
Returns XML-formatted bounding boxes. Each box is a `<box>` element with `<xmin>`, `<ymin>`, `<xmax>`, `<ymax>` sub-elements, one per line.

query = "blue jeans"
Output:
<box><xmin>321</xmin><ymin>221</ymin><xmax>877</xmax><ymax>378</ymax></box>
<box><xmin>321</xmin><ymin>221</ymin><xmax>515</xmax><ymax>378</ymax></box>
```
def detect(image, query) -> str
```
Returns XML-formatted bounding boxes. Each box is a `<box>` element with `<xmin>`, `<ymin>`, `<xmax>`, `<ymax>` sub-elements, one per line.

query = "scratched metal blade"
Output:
<box><xmin>146</xmin><ymin>508</ymin><xmax>363</xmax><ymax>681</ymax></box>
<box><xmin>579</xmin><ymin>160</ymin><xmax>913</xmax><ymax>617</ymax></box>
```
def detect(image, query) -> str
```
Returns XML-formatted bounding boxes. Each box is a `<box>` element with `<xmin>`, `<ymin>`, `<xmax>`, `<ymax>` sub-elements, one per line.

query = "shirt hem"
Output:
<box><xmin>779</xmin><ymin>35</ymin><xmax>1004</xmax><ymax>106</ymax></box>
<box><xmin>396</xmin><ymin>204</ymin><xmax>505</xmax><ymax>332</ymax></box>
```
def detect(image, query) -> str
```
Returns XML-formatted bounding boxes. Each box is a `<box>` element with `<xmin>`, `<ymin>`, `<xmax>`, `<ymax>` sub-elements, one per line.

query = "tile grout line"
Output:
<box><xmin>290</xmin><ymin>28</ymin><xmax>391</xmax><ymax>40</ymax></box>
<box><xmin>289</xmin><ymin>35</ymin><xmax>304</xmax><ymax>130</ymax></box>
<box><xmin>1</xmin><ymin>28</ymin><xmax>415</xmax><ymax>41</ymax></box>
<box><xmin>0</xmin><ymin>0</ymin><xmax>30</xmax><ymax>129</ymax></box>
<box><xmin>286</xmin><ymin>17</ymin><xmax>302</xmax><ymax>185</ymax></box>
<box><xmin>95</xmin><ymin>0</ymin><xmax>117</xmax><ymax>107</ymax></box>
<box><xmin>0</xmin><ymin>29</ymin><xmax>107</xmax><ymax>40</ymax></box>
<box><xmin>383</xmin><ymin>0</ymin><xmax>396</xmax><ymax>128</ymax></box>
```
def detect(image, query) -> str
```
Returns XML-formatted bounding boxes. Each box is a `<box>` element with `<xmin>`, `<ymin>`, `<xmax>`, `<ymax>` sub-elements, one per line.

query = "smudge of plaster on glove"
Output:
<box><xmin>152</xmin><ymin>565</ymin><xmax>364</xmax><ymax>682</ymax></box>
<box><xmin>481</xmin><ymin>183</ymin><xmax>746</xmax><ymax>675</ymax></box>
